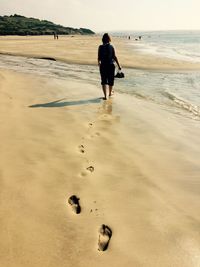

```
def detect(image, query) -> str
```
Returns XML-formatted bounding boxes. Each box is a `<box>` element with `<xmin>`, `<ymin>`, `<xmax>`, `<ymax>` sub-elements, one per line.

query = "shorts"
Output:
<box><xmin>100</xmin><ymin>64</ymin><xmax>115</xmax><ymax>86</ymax></box>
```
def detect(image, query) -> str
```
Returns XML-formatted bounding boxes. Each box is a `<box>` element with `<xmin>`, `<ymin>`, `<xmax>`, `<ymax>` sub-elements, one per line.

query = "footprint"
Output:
<box><xmin>89</xmin><ymin>132</ymin><xmax>100</xmax><ymax>139</ymax></box>
<box><xmin>68</xmin><ymin>195</ymin><xmax>81</xmax><ymax>214</ymax></box>
<box><xmin>80</xmin><ymin>171</ymin><xmax>87</xmax><ymax>177</ymax></box>
<box><xmin>78</xmin><ymin>145</ymin><xmax>85</xmax><ymax>153</ymax></box>
<box><xmin>86</xmin><ymin>166</ymin><xmax>94</xmax><ymax>173</ymax></box>
<box><xmin>98</xmin><ymin>224</ymin><xmax>112</xmax><ymax>251</ymax></box>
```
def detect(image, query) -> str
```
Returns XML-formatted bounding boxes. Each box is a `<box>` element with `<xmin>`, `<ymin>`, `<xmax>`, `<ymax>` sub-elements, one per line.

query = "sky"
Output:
<box><xmin>0</xmin><ymin>0</ymin><xmax>200</xmax><ymax>32</ymax></box>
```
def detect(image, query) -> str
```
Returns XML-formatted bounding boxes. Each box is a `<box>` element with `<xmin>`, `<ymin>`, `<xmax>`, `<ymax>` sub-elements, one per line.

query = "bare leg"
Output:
<box><xmin>109</xmin><ymin>85</ymin><xmax>114</xmax><ymax>97</ymax></box>
<box><xmin>102</xmin><ymin>85</ymin><xmax>107</xmax><ymax>100</ymax></box>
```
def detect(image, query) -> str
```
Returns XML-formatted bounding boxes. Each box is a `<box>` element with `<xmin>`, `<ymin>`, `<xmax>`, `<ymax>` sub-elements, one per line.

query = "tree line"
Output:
<box><xmin>0</xmin><ymin>14</ymin><xmax>95</xmax><ymax>36</ymax></box>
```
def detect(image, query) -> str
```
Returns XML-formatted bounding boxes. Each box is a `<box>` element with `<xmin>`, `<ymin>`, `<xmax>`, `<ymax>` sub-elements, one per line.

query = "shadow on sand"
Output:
<box><xmin>29</xmin><ymin>97</ymin><xmax>102</xmax><ymax>108</ymax></box>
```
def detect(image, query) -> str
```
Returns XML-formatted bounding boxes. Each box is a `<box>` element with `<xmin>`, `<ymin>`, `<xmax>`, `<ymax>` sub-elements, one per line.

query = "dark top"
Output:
<box><xmin>98</xmin><ymin>43</ymin><xmax>115</xmax><ymax>65</ymax></box>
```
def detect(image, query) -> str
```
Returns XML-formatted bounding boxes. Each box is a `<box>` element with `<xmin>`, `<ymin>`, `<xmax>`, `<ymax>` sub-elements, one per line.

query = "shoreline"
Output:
<box><xmin>0</xmin><ymin>35</ymin><xmax>200</xmax><ymax>70</ymax></box>
<box><xmin>1</xmin><ymin>52</ymin><xmax>200</xmax><ymax>74</ymax></box>
<box><xmin>1</xmin><ymin>53</ymin><xmax>200</xmax><ymax>120</ymax></box>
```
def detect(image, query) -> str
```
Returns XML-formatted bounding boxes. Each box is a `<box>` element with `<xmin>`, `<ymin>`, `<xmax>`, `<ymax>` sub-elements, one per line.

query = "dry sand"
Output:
<box><xmin>0</xmin><ymin>36</ymin><xmax>200</xmax><ymax>267</ymax></box>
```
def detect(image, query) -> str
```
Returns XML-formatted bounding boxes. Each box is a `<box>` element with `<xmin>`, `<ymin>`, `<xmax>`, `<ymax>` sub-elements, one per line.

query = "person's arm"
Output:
<box><xmin>113</xmin><ymin>47</ymin><xmax>121</xmax><ymax>69</ymax></box>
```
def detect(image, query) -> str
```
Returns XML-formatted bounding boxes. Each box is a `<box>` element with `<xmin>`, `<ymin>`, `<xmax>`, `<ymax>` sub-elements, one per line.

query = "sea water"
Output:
<box><xmin>113</xmin><ymin>30</ymin><xmax>200</xmax><ymax>63</ymax></box>
<box><xmin>0</xmin><ymin>31</ymin><xmax>200</xmax><ymax>119</ymax></box>
<box><xmin>116</xmin><ymin>30</ymin><xmax>200</xmax><ymax>118</ymax></box>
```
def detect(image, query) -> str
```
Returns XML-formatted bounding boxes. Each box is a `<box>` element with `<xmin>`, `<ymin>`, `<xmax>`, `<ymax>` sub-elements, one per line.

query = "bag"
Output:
<box><xmin>115</xmin><ymin>69</ymin><xmax>125</xmax><ymax>78</ymax></box>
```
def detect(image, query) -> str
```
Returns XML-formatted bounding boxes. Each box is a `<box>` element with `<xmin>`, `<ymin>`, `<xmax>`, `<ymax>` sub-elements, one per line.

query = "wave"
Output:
<box><xmin>163</xmin><ymin>91</ymin><xmax>200</xmax><ymax>117</ymax></box>
<box><xmin>127</xmin><ymin>31</ymin><xmax>200</xmax><ymax>63</ymax></box>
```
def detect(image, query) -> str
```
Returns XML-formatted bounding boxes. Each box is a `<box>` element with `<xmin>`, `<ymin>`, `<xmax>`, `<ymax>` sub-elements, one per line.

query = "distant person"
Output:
<box><xmin>98</xmin><ymin>33</ymin><xmax>121</xmax><ymax>100</ymax></box>
<box><xmin>139</xmin><ymin>36</ymin><xmax>142</xmax><ymax>40</ymax></box>
<box><xmin>128</xmin><ymin>36</ymin><xmax>131</xmax><ymax>40</ymax></box>
<box><xmin>53</xmin><ymin>33</ymin><xmax>58</xmax><ymax>39</ymax></box>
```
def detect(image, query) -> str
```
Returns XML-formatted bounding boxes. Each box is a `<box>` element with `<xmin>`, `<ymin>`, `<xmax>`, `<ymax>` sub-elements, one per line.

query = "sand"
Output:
<box><xmin>0</xmin><ymin>36</ymin><xmax>200</xmax><ymax>267</ymax></box>
<box><xmin>0</xmin><ymin>35</ymin><xmax>200</xmax><ymax>70</ymax></box>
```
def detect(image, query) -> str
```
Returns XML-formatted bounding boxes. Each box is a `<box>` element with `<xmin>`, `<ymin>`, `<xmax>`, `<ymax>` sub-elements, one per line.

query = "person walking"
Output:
<box><xmin>98</xmin><ymin>33</ymin><xmax>121</xmax><ymax>100</ymax></box>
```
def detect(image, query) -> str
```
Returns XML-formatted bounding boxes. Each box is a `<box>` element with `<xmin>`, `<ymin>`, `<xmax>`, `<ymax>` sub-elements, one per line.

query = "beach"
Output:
<box><xmin>0</xmin><ymin>35</ymin><xmax>200</xmax><ymax>267</ymax></box>
<box><xmin>1</xmin><ymin>35</ymin><xmax>200</xmax><ymax>70</ymax></box>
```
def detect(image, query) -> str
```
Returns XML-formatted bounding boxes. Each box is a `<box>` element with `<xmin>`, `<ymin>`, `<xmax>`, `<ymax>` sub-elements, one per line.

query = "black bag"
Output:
<box><xmin>115</xmin><ymin>70</ymin><xmax>125</xmax><ymax>78</ymax></box>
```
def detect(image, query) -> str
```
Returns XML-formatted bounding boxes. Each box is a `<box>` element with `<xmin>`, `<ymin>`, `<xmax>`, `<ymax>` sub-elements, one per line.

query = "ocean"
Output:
<box><xmin>0</xmin><ymin>31</ymin><xmax>200</xmax><ymax>119</ymax></box>
<box><xmin>122</xmin><ymin>30</ymin><xmax>200</xmax><ymax>118</ymax></box>
<box><xmin>112</xmin><ymin>30</ymin><xmax>200</xmax><ymax>62</ymax></box>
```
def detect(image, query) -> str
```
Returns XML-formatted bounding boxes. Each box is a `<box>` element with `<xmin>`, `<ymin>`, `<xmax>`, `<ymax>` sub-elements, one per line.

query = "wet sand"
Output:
<box><xmin>0</xmin><ymin>66</ymin><xmax>200</xmax><ymax>267</ymax></box>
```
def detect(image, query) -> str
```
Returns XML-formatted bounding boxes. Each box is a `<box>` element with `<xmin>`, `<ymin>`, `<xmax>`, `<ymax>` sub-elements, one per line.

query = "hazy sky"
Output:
<box><xmin>0</xmin><ymin>0</ymin><xmax>199</xmax><ymax>32</ymax></box>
